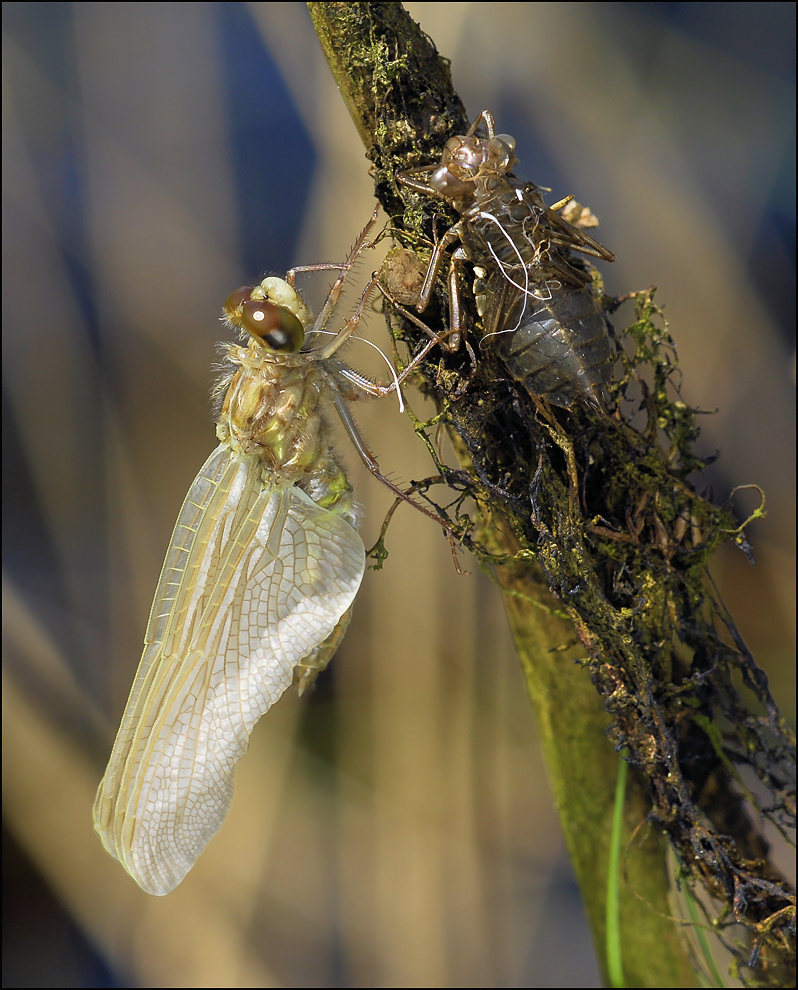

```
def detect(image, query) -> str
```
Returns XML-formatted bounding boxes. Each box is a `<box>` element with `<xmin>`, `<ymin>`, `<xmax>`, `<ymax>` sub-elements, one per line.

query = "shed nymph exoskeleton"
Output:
<box><xmin>398</xmin><ymin>110</ymin><xmax>616</xmax><ymax>412</ymax></box>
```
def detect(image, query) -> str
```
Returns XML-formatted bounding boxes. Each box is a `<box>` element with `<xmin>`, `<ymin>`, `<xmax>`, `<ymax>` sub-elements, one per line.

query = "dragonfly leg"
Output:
<box><xmin>467</xmin><ymin>109</ymin><xmax>496</xmax><ymax>139</ymax></box>
<box><xmin>374</xmin><ymin>283</ymin><xmax>460</xmax><ymax>384</ymax></box>
<box><xmin>415</xmin><ymin>218</ymin><xmax>467</xmax><ymax>316</ymax></box>
<box><xmin>444</xmin><ymin>246</ymin><xmax>474</xmax><ymax>352</ymax></box>
<box><xmin>288</xmin><ymin>208</ymin><xmax>382</xmax><ymax>337</ymax></box>
<box><xmin>331</xmin><ymin>391</ymin><xmax>456</xmax><ymax>546</ymax></box>
<box><xmin>377</xmin><ymin>219</ymin><xmax>469</xmax><ymax>358</ymax></box>
<box><xmin>395</xmin><ymin>163</ymin><xmax>441</xmax><ymax>198</ymax></box>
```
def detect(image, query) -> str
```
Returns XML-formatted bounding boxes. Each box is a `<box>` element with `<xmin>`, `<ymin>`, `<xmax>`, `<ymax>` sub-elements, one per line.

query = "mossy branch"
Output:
<box><xmin>308</xmin><ymin>4</ymin><xmax>796</xmax><ymax>986</ymax></box>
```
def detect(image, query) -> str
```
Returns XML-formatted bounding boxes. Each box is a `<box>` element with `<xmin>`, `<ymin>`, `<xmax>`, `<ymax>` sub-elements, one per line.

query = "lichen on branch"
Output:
<box><xmin>308</xmin><ymin>4</ymin><xmax>796</xmax><ymax>985</ymax></box>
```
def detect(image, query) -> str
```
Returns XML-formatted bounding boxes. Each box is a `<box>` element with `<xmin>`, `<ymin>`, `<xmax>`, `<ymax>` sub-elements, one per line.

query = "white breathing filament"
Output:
<box><xmin>310</xmin><ymin>331</ymin><xmax>405</xmax><ymax>413</ymax></box>
<box><xmin>476</xmin><ymin>211</ymin><xmax>561</xmax><ymax>346</ymax></box>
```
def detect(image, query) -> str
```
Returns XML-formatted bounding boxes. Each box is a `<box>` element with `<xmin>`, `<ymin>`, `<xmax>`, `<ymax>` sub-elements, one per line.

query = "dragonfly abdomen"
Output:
<box><xmin>495</xmin><ymin>284</ymin><xmax>613</xmax><ymax>411</ymax></box>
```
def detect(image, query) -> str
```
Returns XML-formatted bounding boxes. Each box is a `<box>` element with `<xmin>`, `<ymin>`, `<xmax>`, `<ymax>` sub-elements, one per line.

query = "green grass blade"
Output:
<box><xmin>606</xmin><ymin>756</ymin><xmax>628</xmax><ymax>987</ymax></box>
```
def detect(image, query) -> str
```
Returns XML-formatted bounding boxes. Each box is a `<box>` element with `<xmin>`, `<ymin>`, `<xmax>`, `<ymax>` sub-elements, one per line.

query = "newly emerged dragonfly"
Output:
<box><xmin>94</xmin><ymin>211</ymin><xmax>432</xmax><ymax>896</ymax></box>
<box><xmin>398</xmin><ymin>110</ymin><xmax>616</xmax><ymax>411</ymax></box>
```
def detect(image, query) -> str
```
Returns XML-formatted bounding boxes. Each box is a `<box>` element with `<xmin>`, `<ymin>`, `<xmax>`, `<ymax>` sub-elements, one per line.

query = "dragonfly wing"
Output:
<box><xmin>94</xmin><ymin>444</ymin><xmax>365</xmax><ymax>895</ymax></box>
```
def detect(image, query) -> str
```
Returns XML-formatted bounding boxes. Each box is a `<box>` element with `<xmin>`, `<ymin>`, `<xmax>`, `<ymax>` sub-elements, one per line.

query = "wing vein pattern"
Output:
<box><xmin>94</xmin><ymin>445</ymin><xmax>365</xmax><ymax>895</ymax></box>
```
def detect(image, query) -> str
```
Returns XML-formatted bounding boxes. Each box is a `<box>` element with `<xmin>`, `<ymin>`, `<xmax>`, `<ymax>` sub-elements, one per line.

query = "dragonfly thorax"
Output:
<box><xmin>216</xmin><ymin>359</ymin><xmax>350</xmax><ymax>509</ymax></box>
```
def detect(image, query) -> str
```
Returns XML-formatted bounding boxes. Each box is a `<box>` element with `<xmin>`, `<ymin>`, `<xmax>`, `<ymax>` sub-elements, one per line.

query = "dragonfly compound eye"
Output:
<box><xmin>241</xmin><ymin>299</ymin><xmax>305</xmax><ymax>352</ymax></box>
<box><xmin>224</xmin><ymin>284</ymin><xmax>255</xmax><ymax>318</ymax></box>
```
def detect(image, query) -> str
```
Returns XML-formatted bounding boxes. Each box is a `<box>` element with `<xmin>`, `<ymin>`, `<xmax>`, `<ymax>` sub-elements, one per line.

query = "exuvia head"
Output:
<box><xmin>429</xmin><ymin>132</ymin><xmax>517</xmax><ymax>209</ymax></box>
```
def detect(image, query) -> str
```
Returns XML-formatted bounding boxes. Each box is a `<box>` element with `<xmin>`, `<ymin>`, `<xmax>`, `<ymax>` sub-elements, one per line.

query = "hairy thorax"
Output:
<box><xmin>216</xmin><ymin>350</ymin><xmax>351</xmax><ymax>509</ymax></box>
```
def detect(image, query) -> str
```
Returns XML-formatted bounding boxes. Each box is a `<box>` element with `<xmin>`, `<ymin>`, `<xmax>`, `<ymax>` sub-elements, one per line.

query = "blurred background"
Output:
<box><xmin>3</xmin><ymin>3</ymin><xmax>794</xmax><ymax>987</ymax></box>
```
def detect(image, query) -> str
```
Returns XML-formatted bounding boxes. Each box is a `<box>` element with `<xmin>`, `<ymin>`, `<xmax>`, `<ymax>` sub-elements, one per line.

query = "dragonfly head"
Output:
<box><xmin>224</xmin><ymin>278</ymin><xmax>311</xmax><ymax>353</ymax></box>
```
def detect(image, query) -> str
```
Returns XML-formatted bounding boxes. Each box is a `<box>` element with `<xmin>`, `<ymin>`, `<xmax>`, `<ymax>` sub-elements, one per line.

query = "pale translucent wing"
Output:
<box><xmin>93</xmin><ymin>444</ymin><xmax>365</xmax><ymax>895</ymax></box>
